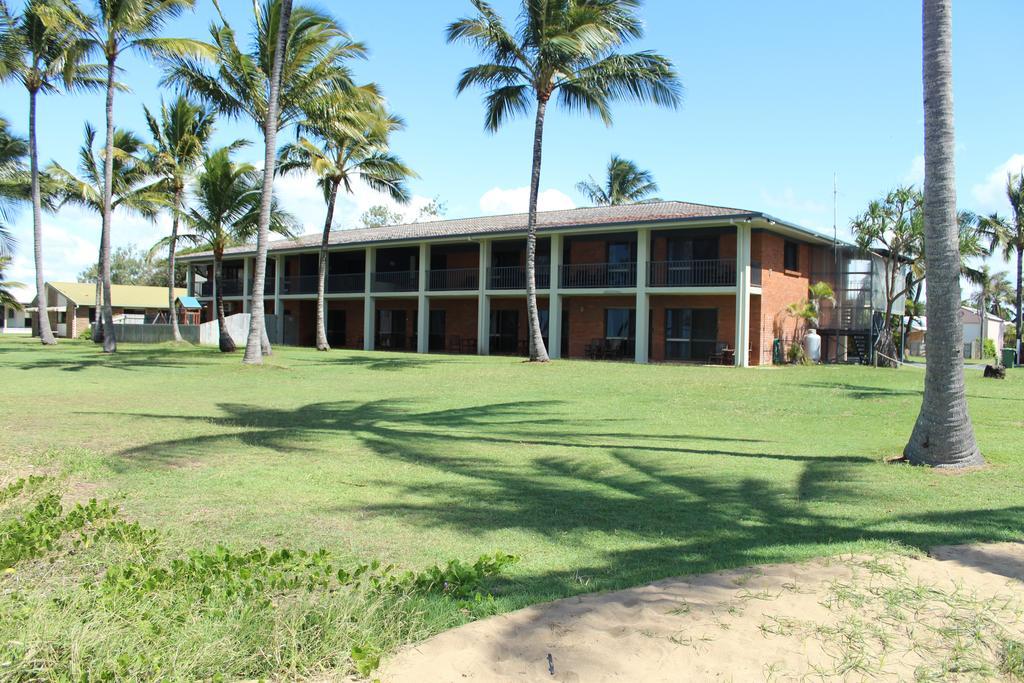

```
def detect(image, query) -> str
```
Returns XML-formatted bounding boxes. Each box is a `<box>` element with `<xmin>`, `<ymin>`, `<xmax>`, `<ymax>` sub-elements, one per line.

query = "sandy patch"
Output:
<box><xmin>381</xmin><ymin>543</ymin><xmax>1024</xmax><ymax>682</ymax></box>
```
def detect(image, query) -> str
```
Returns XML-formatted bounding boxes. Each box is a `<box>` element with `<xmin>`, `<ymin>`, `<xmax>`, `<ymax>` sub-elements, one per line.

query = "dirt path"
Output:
<box><xmin>381</xmin><ymin>543</ymin><xmax>1024</xmax><ymax>682</ymax></box>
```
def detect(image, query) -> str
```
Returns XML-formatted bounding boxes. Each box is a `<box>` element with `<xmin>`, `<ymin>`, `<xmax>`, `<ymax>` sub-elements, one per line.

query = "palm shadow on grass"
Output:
<box><xmin>10</xmin><ymin>346</ymin><xmax>223</xmax><ymax>372</ymax></box>
<box><xmin>88</xmin><ymin>398</ymin><xmax>1024</xmax><ymax>610</ymax></box>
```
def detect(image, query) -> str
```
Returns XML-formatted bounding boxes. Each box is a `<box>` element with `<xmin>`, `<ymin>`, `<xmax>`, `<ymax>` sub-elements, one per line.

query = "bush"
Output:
<box><xmin>787</xmin><ymin>340</ymin><xmax>809</xmax><ymax>365</ymax></box>
<box><xmin>0</xmin><ymin>478</ymin><xmax>517</xmax><ymax>680</ymax></box>
<box><xmin>983</xmin><ymin>338</ymin><xmax>997</xmax><ymax>361</ymax></box>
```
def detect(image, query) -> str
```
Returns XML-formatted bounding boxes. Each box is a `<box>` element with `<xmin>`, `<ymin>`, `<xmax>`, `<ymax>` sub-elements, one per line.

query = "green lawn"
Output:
<box><xmin>1</xmin><ymin>336</ymin><xmax>1022</xmax><ymax>678</ymax></box>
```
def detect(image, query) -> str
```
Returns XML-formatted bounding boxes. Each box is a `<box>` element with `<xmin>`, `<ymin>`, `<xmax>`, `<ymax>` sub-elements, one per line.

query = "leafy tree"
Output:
<box><xmin>360</xmin><ymin>204</ymin><xmax>403</xmax><ymax>228</ymax></box>
<box><xmin>162</xmin><ymin>146</ymin><xmax>294</xmax><ymax>352</ymax></box>
<box><xmin>967</xmin><ymin>265</ymin><xmax>1012</xmax><ymax>349</ymax></box>
<box><xmin>850</xmin><ymin>186</ymin><xmax>921</xmax><ymax>367</ymax></box>
<box><xmin>416</xmin><ymin>196</ymin><xmax>446</xmax><ymax>221</ymax></box>
<box><xmin>0</xmin><ymin>0</ymin><xmax>103</xmax><ymax>345</ymax></box>
<box><xmin>47</xmin><ymin>123</ymin><xmax>161</xmax><ymax>339</ymax></box>
<box><xmin>53</xmin><ymin>0</ymin><xmax>208</xmax><ymax>353</ymax></box>
<box><xmin>144</xmin><ymin>95</ymin><xmax>216</xmax><ymax>342</ymax></box>
<box><xmin>576</xmin><ymin>155</ymin><xmax>658</xmax><ymax>206</ymax></box>
<box><xmin>904</xmin><ymin>0</ymin><xmax>983</xmax><ymax>468</ymax></box>
<box><xmin>976</xmin><ymin>173</ymin><xmax>1024</xmax><ymax>358</ymax></box>
<box><xmin>785</xmin><ymin>281</ymin><xmax>835</xmax><ymax>331</ymax></box>
<box><xmin>77</xmin><ymin>243</ymin><xmax>180</xmax><ymax>286</ymax></box>
<box><xmin>165</xmin><ymin>0</ymin><xmax>364</xmax><ymax>363</ymax></box>
<box><xmin>448</xmin><ymin>0</ymin><xmax>681</xmax><ymax>361</ymax></box>
<box><xmin>279</xmin><ymin>94</ymin><xmax>414</xmax><ymax>350</ymax></box>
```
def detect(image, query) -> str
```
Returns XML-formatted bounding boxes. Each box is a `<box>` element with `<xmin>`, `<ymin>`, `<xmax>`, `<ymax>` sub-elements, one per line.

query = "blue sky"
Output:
<box><xmin>3</xmin><ymin>0</ymin><xmax>1023</xmax><ymax>287</ymax></box>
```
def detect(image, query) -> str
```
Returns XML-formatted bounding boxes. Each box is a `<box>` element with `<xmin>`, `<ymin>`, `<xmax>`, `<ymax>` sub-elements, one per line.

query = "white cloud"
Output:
<box><xmin>274</xmin><ymin>171</ymin><xmax>436</xmax><ymax>232</ymax></box>
<box><xmin>478</xmin><ymin>186</ymin><xmax>575</xmax><ymax>215</ymax></box>
<box><xmin>7</xmin><ymin>203</ymin><xmax>170</xmax><ymax>287</ymax></box>
<box><xmin>971</xmin><ymin>154</ymin><xmax>1024</xmax><ymax>215</ymax></box>
<box><xmin>903</xmin><ymin>154</ymin><xmax>925</xmax><ymax>187</ymax></box>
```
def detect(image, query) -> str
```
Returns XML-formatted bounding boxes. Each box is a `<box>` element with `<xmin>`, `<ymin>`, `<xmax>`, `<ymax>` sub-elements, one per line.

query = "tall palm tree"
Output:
<box><xmin>447</xmin><ymin>0</ymin><xmax>681</xmax><ymax>362</ymax></box>
<box><xmin>278</xmin><ymin>94</ymin><xmax>415</xmax><ymax>350</ymax></box>
<box><xmin>0</xmin><ymin>0</ymin><xmax>103</xmax><ymax>345</ymax></box>
<box><xmin>165</xmin><ymin>0</ymin><xmax>364</xmax><ymax>363</ymax></box>
<box><xmin>977</xmin><ymin>175</ymin><xmax>1024</xmax><ymax>358</ymax></box>
<box><xmin>163</xmin><ymin>146</ymin><xmax>294</xmax><ymax>352</ymax></box>
<box><xmin>48</xmin><ymin>123</ymin><xmax>161</xmax><ymax>339</ymax></box>
<box><xmin>56</xmin><ymin>0</ymin><xmax>208</xmax><ymax>353</ymax></box>
<box><xmin>904</xmin><ymin>0</ymin><xmax>982</xmax><ymax>468</ymax></box>
<box><xmin>0</xmin><ymin>116</ymin><xmax>29</xmax><ymax>256</ymax></box>
<box><xmin>144</xmin><ymin>96</ymin><xmax>215</xmax><ymax>342</ymax></box>
<box><xmin>576</xmin><ymin>155</ymin><xmax>659</xmax><ymax>206</ymax></box>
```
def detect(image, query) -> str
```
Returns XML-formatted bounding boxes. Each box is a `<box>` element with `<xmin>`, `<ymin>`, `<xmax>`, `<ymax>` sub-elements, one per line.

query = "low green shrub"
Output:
<box><xmin>0</xmin><ymin>479</ymin><xmax>516</xmax><ymax>680</ymax></box>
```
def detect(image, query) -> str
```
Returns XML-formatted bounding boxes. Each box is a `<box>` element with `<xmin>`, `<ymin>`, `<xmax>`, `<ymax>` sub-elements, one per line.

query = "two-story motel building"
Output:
<box><xmin>179</xmin><ymin>201</ymin><xmax>884</xmax><ymax>366</ymax></box>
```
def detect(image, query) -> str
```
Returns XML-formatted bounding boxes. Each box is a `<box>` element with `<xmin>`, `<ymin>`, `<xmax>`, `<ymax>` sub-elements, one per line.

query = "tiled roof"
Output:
<box><xmin>191</xmin><ymin>200</ymin><xmax>762</xmax><ymax>259</ymax></box>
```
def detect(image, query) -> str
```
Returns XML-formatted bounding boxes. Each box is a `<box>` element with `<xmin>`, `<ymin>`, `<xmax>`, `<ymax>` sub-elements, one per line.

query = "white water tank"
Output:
<box><xmin>804</xmin><ymin>329</ymin><xmax>821</xmax><ymax>363</ymax></box>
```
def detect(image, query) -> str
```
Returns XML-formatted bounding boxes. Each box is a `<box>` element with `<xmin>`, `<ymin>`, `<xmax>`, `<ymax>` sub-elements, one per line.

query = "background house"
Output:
<box><xmin>2</xmin><ymin>290</ymin><xmax>33</xmax><ymax>334</ymax></box>
<box><xmin>28</xmin><ymin>282</ymin><xmax>187</xmax><ymax>338</ymax></box>
<box><xmin>905</xmin><ymin>306</ymin><xmax>1009</xmax><ymax>359</ymax></box>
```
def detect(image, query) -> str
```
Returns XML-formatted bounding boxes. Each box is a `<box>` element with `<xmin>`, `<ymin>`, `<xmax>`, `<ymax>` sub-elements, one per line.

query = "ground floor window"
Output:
<box><xmin>376</xmin><ymin>309</ymin><xmax>408</xmax><ymax>350</ymax></box>
<box><xmin>327</xmin><ymin>309</ymin><xmax>346</xmax><ymax>347</ymax></box>
<box><xmin>603</xmin><ymin>308</ymin><xmax>636</xmax><ymax>357</ymax></box>
<box><xmin>489</xmin><ymin>309</ymin><xmax>519</xmax><ymax>354</ymax></box>
<box><xmin>665</xmin><ymin>308</ymin><xmax>718</xmax><ymax>361</ymax></box>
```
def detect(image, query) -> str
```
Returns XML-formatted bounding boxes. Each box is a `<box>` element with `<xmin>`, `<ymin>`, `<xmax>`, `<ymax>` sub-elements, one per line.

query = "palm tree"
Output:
<box><xmin>0</xmin><ymin>255</ymin><xmax>24</xmax><ymax>311</ymax></box>
<box><xmin>447</xmin><ymin>0</ymin><xmax>681</xmax><ymax>362</ymax></box>
<box><xmin>977</xmin><ymin>175</ymin><xmax>1024</xmax><ymax>359</ymax></box>
<box><xmin>0</xmin><ymin>0</ymin><xmax>103</xmax><ymax>345</ymax></box>
<box><xmin>164</xmin><ymin>146</ymin><xmax>294</xmax><ymax>352</ymax></box>
<box><xmin>144</xmin><ymin>96</ymin><xmax>215</xmax><ymax>342</ymax></box>
<box><xmin>56</xmin><ymin>0</ymin><xmax>208</xmax><ymax>353</ymax></box>
<box><xmin>279</xmin><ymin>94</ymin><xmax>415</xmax><ymax>350</ymax></box>
<box><xmin>164</xmin><ymin>0</ymin><xmax>365</xmax><ymax>363</ymax></box>
<box><xmin>576</xmin><ymin>155</ymin><xmax>659</xmax><ymax>206</ymax></box>
<box><xmin>48</xmin><ymin>124</ymin><xmax>162</xmax><ymax>339</ymax></box>
<box><xmin>904</xmin><ymin>0</ymin><xmax>982</xmax><ymax>468</ymax></box>
<box><xmin>0</xmin><ymin>116</ymin><xmax>29</xmax><ymax>256</ymax></box>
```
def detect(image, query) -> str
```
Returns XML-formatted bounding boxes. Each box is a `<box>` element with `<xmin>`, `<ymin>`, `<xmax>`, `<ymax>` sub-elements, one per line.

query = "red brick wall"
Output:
<box><xmin>563</xmin><ymin>295</ymin><xmax>634</xmax><ymax>358</ymax></box>
<box><xmin>755</xmin><ymin>233</ymin><xmax>812</xmax><ymax>364</ymax></box>
<box><xmin>566</xmin><ymin>238</ymin><xmax>610</xmax><ymax>264</ymax></box>
<box><xmin>429</xmin><ymin>298</ymin><xmax>478</xmax><ymax>351</ymax></box>
<box><xmin>434</xmin><ymin>247</ymin><xmax>479</xmax><ymax>270</ymax></box>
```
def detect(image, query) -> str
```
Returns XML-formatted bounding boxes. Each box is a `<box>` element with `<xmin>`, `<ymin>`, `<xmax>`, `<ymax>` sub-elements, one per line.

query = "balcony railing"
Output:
<box><xmin>648</xmin><ymin>259</ymin><xmax>736</xmax><ymax>287</ymax></box>
<box><xmin>560</xmin><ymin>262</ymin><xmax>637</xmax><ymax>289</ymax></box>
<box><xmin>487</xmin><ymin>266</ymin><xmax>550</xmax><ymax>290</ymax></box>
<box><xmin>371</xmin><ymin>270</ymin><xmax>418</xmax><ymax>293</ymax></box>
<box><xmin>195</xmin><ymin>279</ymin><xmax>242</xmax><ymax>297</ymax></box>
<box><xmin>427</xmin><ymin>268</ymin><xmax>479</xmax><ymax>291</ymax></box>
<box><xmin>281</xmin><ymin>273</ymin><xmax>364</xmax><ymax>295</ymax></box>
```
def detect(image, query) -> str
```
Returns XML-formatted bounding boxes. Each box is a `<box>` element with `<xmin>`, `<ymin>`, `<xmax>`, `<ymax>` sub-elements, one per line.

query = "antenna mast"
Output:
<box><xmin>833</xmin><ymin>172</ymin><xmax>838</xmax><ymax>264</ymax></box>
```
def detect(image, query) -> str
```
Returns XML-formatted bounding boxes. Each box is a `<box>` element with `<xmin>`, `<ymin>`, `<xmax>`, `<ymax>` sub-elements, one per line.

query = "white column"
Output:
<box><xmin>363</xmin><ymin>247</ymin><xmax>375</xmax><ymax>350</ymax></box>
<box><xmin>547</xmin><ymin>233</ymin><xmax>563</xmax><ymax>359</ymax></box>
<box><xmin>635</xmin><ymin>228</ymin><xmax>651</xmax><ymax>363</ymax></box>
<box><xmin>242</xmin><ymin>257</ymin><xmax>251</xmax><ymax>313</ymax></box>
<box><xmin>417</xmin><ymin>243</ymin><xmax>429</xmax><ymax>353</ymax></box>
<box><xmin>734</xmin><ymin>224</ymin><xmax>752</xmax><ymax>367</ymax></box>
<box><xmin>477</xmin><ymin>239</ymin><xmax>490</xmax><ymax>355</ymax></box>
<box><xmin>186</xmin><ymin>265</ymin><xmax>195</xmax><ymax>297</ymax></box>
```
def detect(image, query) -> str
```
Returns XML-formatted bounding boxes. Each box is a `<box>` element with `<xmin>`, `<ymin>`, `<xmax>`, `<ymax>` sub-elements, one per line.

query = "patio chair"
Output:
<box><xmin>707</xmin><ymin>341</ymin><xmax>728</xmax><ymax>365</ymax></box>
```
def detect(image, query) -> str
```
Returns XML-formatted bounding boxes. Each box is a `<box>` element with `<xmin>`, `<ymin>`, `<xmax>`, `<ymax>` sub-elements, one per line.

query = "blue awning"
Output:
<box><xmin>177</xmin><ymin>296</ymin><xmax>203</xmax><ymax>309</ymax></box>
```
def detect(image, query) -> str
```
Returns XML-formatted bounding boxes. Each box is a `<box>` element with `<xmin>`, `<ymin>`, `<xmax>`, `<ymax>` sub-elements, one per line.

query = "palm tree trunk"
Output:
<box><xmin>904</xmin><ymin>0</ymin><xmax>982</xmax><ymax>468</ymax></box>
<box><xmin>525</xmin><ymin>96</ymin><xmax>550</xmax><ymax>362</ymax></box>
<box><xmin>244</xmin><ymin>0</ymin><xmax>294</xmax><ymax>365</ymax></box>
<box><xmin>99</xmin><ymin>55</ymin><xmax>117</xmax><ymax>353</ymax></box>
<box><xmin>91</xmin><ymin>250</ymin><xmax>103</xmax><ymax>343</ymax></box>
<box><xmin>168</xmin><ymin>186</ymin><xmax>183</xmax><ymax>342</ymax></box>
<box><xmin>315</xmin><ymin>179</ymin><xmax>340</xmax><ymax>351</ymax></box>
<box><xmin>28</xmin><ymin>88</ymin><xmax>56</xmax><ymax>345</ymax></box>
<box><xmin>1016</xmin><ymin>244</ymin><xmax>1022</xmax><ymax>360</ymax></box>
<box><xmin>214</xmin><ymin>253</ymin><xmax>235</xmax><ymax>352</ymax></box>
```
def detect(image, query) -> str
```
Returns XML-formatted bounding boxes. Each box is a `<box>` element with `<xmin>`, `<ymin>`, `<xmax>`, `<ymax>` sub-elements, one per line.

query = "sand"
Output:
<box><xmin>381</xmin><ymin>543</ymin><xmax>1024</xmax><ymax>682</ymax></box>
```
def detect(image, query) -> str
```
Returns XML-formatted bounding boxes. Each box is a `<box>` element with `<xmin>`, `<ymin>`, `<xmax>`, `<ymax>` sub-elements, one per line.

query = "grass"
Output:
<box><xmin>1</xmin><ymin>336</ymin><xmax>1022</xmax><ymax>679</ymax></box>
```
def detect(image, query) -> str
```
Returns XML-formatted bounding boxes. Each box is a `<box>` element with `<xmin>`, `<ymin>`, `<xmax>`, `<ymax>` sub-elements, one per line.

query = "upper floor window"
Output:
<box><xmin>784</xmin><ymin>241</ymin><xmax>800</xmax><ymax>272</ymax></box>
